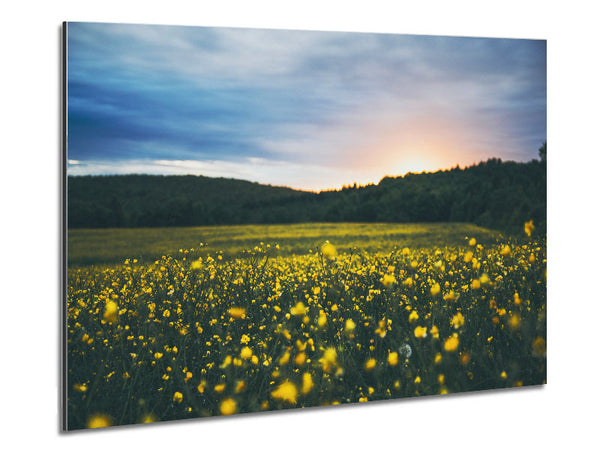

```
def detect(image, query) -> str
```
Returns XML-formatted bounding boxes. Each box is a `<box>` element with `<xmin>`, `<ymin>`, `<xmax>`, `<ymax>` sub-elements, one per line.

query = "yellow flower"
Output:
<box><xmin>471</xmin><ymin>279</ymin><xmax>481</xmax><ymax>289</ymax></box>
<box><xmin>290</xmin><ymin>301</ymin><xmax>308</xmax><ymax>316</ymax></box>
<box><xmin>103</xmin><ymin>301</ymin><xmax>118</xmax><ymax>323</ymax></box>
<box><xmin>271</xmin><ymin>380</ymin><xmax>298</xmax><ymax>404</ymax></box>
<box><xmin>388</xmin><ymin>352</ymin><xmax>399</xmax><ymax>366</ymax></box>
<box><xmin>464</xmin><ymin>251</ymin><xmax>473</xmax><ymax>263</ymax></box>
<box><xmin>450</xmin><ymin>312</ymin><xmax>465</xmax><ymax>329</ymax></box>
<box><xmin>319</xmin><ymin>347</ymin><xmax>338</xmax><ymax>373</ymax></box>
<box><xmin>444</xmin><ymin>334</ymin><xmax>460</xmax><ymax>352</ymax></box>
<box><xmin>345</xmin><ymin>318</ymin><xmax>356</xmax><ymax>333</ymax></box>
<box><xmin>240</xmin><ymin>346</ymin><xmax>253</xmax><ymax>360</ymax></box>
<box><xmin>172</xmin><ymin>392</ymin><xmax>183</xmax><ymax>403</ymax></box>
<box><xmin>321</xmin><ymin>241</ymin><xmax>337</xmax><ymax>260</ymax></box>
<box><xmin>408</xmin><ymin>310</ymin><xmax>419</xmax><ymax>323</ymax></box>
<box><xmin>382</xmin><ymin>273</ymin><xmax>396</xmax><ymax>288</ymax></box>
<box><xmin>227</xmin><ymin>307</ymin><xmax>246</xmax><ymax>319</ymax></box>
<box><xmin>524</xmin><ymin>220</ymin><xmax>535</xmax><ymax>237</ymax></box>
<box><xmin>430</xmin><ymin>325</ymin><xmax>439</xmax><ymax>339</ymax></box>
<box><xmin>414</xmin><ymin>326</ymin><xmax>427</xmax><ymax>338</ymax></box>
<box><xmin>318</xmin><ymin>310</ymin><xmax>327</xmax><ymax>328</ymax></box>
<box><xmin>430</xmin><ymin>283</ymin><xmax>441</xmax><ymax>296</ymax></box>
<box><xmin>294</xmin><ymin>352</ymin><xmax>306</xmax><ymax>366</ymax></box>
<box><xmin>220</xmin><ymin>398</ymin><xmax>237</xmax><ymax>415</ymax></box>
<box><xmin>278</xmin><ymin>351</ymin><xmax>290</xmax><ymax>365</ymax></box>
<box><xmin>443</xmin><ymin>290</ymin><xmax>457</xmax><ymax>301</ymax></box>
<box><xmin>87</xmin><ymin>414</ymin><xmax>112</xmax><ymax>429</ymax></box>
<box><xmin>214</xmin><ymin>383</ymin><xmax>226</xmax><ymax>393</ymax></box>
<box><xmin>469</xmin><ymin>237</ymin><xmax>477</xmax><ymax>247</ymax></box>
<box><xmin>235</xmin><ymin>380</ymin><xmax>246</xmax><ymax>393</ymax></box>
<box><xmin>302</xmin><ymin>372</ymin><xmax>314</xmax><ymax>394</ymax></box>
<box><xmin>509</xmin><ymin>313</ymin><xmax>521</xmax><ymax>329</ymax></box>
<box><xmin>364</xmin><ymin>358</ymin><xmax>377</xmax><ymax>371</ymax></box>
<box><xmin>190</xmin><ymin>260</ymin><xmax>202</xmax><ymax>271</ymax></box>
<box><xmin>140</xmin><ymin>413</ymin><xmax>157</xmax><ymax>423</ymax></box>
<box><xmin>513</xmin><ymin>292</ymin><xmax>522</xmax><ymax>305</ymax></box>
<box><xmin>500</xmin><ymin>245</ymin><xmax>511</xmax><ymax>256</ymax></box>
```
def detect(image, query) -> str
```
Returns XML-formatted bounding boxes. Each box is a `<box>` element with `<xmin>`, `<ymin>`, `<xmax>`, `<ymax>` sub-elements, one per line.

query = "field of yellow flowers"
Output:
<box><xmin>66</xmin><ymin>222</ymin><xmax>546</xmax><ymax>430</ymax></box>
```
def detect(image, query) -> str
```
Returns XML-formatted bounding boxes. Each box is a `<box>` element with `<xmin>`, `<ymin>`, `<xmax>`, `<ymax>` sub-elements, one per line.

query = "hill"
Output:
<box><xmin>67</xmin><ymin>158</ymin><xmax>546</xmax><ymax>234</ymax></box>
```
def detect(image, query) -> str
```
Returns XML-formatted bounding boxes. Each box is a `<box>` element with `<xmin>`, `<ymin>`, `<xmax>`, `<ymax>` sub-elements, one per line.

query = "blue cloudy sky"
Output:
<box><xmin>66</xmin><ymin>22</ymin><xmax>546</xmax><ymax>191</ymax></box>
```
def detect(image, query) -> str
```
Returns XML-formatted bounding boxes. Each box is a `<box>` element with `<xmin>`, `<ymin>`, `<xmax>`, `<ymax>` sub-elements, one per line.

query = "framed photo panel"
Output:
<box><xmin>63</xmin><ymin>21</ymin><xmax>546</xmax><ymax>430</ymax></box>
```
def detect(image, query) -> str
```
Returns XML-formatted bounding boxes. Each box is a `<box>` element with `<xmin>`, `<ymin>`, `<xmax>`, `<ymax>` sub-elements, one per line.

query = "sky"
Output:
<box><xmin>66</xmin><ymin>22</ymin><xmax>546</xmax><ymax>192</ymax></box>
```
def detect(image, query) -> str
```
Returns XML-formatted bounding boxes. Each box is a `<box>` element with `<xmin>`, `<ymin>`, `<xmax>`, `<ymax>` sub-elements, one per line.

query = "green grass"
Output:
<box><xmin>68</xmin><ymin>222</ymin><xmax>504</xmax><ymax>267</ymax></box>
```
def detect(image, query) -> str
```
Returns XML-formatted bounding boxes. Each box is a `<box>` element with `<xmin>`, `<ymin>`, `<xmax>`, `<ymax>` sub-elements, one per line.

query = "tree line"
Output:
<box><xmin>68</xmin><ymin>155</ymin><xmax>546</xmax><ymax>234</ymax></box>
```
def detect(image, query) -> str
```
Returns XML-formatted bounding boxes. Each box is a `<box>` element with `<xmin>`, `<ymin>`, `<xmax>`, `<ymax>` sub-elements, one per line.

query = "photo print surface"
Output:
<box><xmin>64</xmin><ymin>22</ymin><xmax>547</xmax><ymax>430</ymax></box>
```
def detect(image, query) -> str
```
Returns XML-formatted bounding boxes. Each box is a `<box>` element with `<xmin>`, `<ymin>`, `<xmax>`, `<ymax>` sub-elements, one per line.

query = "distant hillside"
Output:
<box><xmin>67</xmin><ymin>158</ymin><xmax>546</xmax><ymax>234</ymax></box>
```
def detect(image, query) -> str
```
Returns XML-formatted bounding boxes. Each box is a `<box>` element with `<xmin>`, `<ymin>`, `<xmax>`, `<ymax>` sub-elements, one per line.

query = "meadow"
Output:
<box><xmin>66</xmin><ymin>222</ymin><xmax>546</xmax><ymax>430</ymax></box>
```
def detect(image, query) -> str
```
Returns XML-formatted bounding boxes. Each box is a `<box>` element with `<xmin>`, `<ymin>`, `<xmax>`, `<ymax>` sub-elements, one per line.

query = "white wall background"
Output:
<box><xmin>1</xmin><ymin>1</ymin><xmax>598</xmax><ymax>448</ymax></box>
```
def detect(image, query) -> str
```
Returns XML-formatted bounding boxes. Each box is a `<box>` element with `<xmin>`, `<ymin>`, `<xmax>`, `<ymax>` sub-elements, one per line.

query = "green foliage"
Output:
<box><xmin>68</xmin><ymin>158</ymin><xmax>546</xmax><ymax>234</ymax></box>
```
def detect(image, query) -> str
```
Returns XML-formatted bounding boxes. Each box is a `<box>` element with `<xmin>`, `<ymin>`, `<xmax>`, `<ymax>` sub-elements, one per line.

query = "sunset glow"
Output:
<box><xmin>66</xmin><ymin>23</ymin><xmax>546</xmax><ymax>192</ymax></box>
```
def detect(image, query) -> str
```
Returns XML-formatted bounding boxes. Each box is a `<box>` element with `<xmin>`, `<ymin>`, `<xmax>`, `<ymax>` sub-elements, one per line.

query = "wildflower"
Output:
<box><xmin>172</xmin><ymin>392</ymin><xmax>183</xmax><ymax>403</ymax></box>
<box><xmin>271</xmin><ymin>380</ymin><xmax>298</xmax><ymax>404</ymax></box>
<box><xmin>302</xmin><ymin>372</ymin><xmax>314</xmax><ymax>394</ymax></box>
<box><xmin>430</xmin><ymin>283</ymin><xmax>441</xmax><ymax>296</ymax></box>
<box><xmin>414</xmin><ymin>326</ymin><xmax>427</xmax><ymax>338</ymax></box>
<box><xmin>278</xmin><ymin>351</ymin><xmax>290</xmax><ymax>365</ymax></box>
<box><xmin>450</xmin><ymin>312</ymin><xmax>465</xmax><ymax>329</ymax></box>
<box><xmin>464</xmin><ymin>251</ymin><xmax>473</xmax><ymax>263</ymax></box>
<box><xmin>524</xmin><ymin>220</ymin><xmax>535</xmax><ymax>237</ymax></box>
<box><xmin>469</xmin><ymin>237</ymin><xmax>477</xmax><ymax>247</ymax></box>
<box><xmin>87</xmin><ymin>414</ymin><xmax>112</xmax><ymax>429</ymax></box>
<box><xmin>382</xmin><ymin>273</ymin><xmax>396</xmax><ymax>288</ymax></box>
<box><xmin>220</xmin><ymin>398</ymin><xmax>237</xmax><ymax>415</ymax></box>
<box><xmin>364</xmin><ymin>358</ymin><xmax>377</xmax><ymax>371</ymax></box>
<box><xmin>444</xmin><ymin>334</ymin><xmax>460</xmax><ymax>352</ymax></box>
<box><xmin>321</xmin><ymin>241</ymin><xmax>337</xmax><ymax>260</ymax></box>
<box><xmin>294</xmin><ymin>352</ymin><xmax>306</xmax><ymax>366</ymax></box>
<box><xmin>240</xmin><ymin>346</ymin><xmax>253</xmax><ymax>360</ymax></box>
<box><xmin>500</xmin><ymin>245</ymin><xmax>511</xmax><ymax>256</ymax></box>
<box><xmin>345</xmin><ymin>318</ymin><xmax>356</xmax><ymax>333</ymax></box>
<box><xmin>402</xmin><ymin>247</ymin><xmax>410</xmax><ymax>256</ymax></box>
<box><xmin>430</xmin><ymin>325</ymin><xmax>439</xmax><ymax>339</ymax></box>
<box><xmin>319</xmin><ymin>347</ymin><xmax>338</xmax><ymax>373</ymax></box>
<box><xmin>471</xmin><ymin>279</ymin><xmax>481</xmax><ymax>290</ymax></box>
<box><xmin>443</xmin><ymin>290</ymin><xmax>457</xmax><ymax>301</ymax></box>
<box><xmin>509</xmin><ymin>313</ymin><xmax>521</xmax><ymax>329</ymax></box>
<box><xmin>408</xmin><ymin>310</ymin><xmax>419</xmax><ymax>323</ymax></box>
<box><xmin>227</xmin><ymin>307</ymin><xmax>246</xmax><ymax>319</ymax></box>
<box><xmin>190</xmin><ymin>260</ymin><xmax>202</xmax><ymax>271</ymax></box>
<box><xmin>103</xmin><ymin>301</ymin><xmax>118</xmax><ymax>323</ymax></box>
<box><xmin>318</xmin><ymin>310</ymin><xmax>327</xmax><ymax>328</ymax></box>
<box><xmin>399</xmin><ymin>343</ymin><xmax>412</xmax><ymax>359</ymax></box>
<box><xmin>235</xmin><ymin>380</ymin><xmax>246</xmax><ymax>393</ymax></box>
<box><xmin>140</xmin><ymin>413</ymin><xmax>157</xmax><ymax>423</ymax></box>
<box><xmin>290</xmin><ymin>301</ymin><xmax>308</xmax><ymax>316</ymax></box>
<box><xmin>388</xmin><ymin>352</ymin><xmax>399</xmax><ymax>366</ymax></box>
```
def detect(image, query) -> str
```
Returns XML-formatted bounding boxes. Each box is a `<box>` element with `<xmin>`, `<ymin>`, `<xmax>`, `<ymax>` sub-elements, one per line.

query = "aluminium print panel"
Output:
<box><xmin>63</xmin><ymin>21</ymin><xmax>547</xmax><ymax>430</ymax></box>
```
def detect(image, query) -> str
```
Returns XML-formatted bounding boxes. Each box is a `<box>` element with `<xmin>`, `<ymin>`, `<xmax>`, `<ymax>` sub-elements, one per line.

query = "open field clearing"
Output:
<box><xmin>68</xmin><ymin>222</ymin><xmax>503</xmax><ymax>267</ymax></box>
<box><xmin>66</xmin><ymin>222</ymin><xmax>545</xmax><ymax>429</ymax></box>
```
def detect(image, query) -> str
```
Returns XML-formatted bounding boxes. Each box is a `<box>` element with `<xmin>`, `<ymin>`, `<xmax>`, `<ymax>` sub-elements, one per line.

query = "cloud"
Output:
<box><xmin>66</xmin><ymin>23</ymin><xmax>546</xmax><ymax>190</ymax></box>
